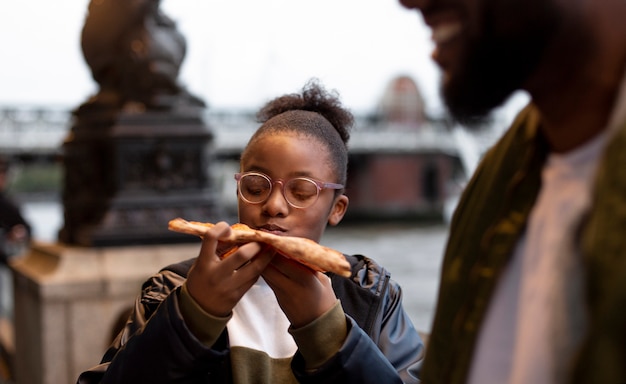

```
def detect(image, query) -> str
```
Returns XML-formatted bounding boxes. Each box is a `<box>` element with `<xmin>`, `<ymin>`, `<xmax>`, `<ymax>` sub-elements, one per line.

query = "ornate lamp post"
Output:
<box><xmin>59</xmin><ymin>0</ymin><xmax>219</xmax><ymax>246</ymax></box>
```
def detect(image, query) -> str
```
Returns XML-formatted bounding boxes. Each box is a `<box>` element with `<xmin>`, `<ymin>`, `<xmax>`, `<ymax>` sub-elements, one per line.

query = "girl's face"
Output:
<box><xmin>237</xmin><ymin>133</ymin><xmax>348</xmax><ymax>243</ymax></box>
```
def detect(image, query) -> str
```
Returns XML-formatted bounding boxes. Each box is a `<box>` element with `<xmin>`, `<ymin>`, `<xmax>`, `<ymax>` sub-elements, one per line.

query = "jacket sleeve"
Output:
<box><xmin>377</xmin><ymin>280</ymin><xmax>424</xmax><ymax>383</ymax></box>
<box><xmin>76</xmin><ymin>270</ymin><xmax>229</xmax><ymax>384</ymax></box>
<box><xmin>330</xmin><ymin>255</ymin><xmax>424</xmax><ymax>383</ymax></box>
<box><xmin>291</xmin><ymin>316</ymin><xmax>407</xmax><ymax>384</ymax></box>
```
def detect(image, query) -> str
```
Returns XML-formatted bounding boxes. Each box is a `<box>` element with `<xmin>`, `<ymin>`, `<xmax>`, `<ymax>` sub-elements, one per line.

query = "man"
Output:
<box><xmin>398</xmin><ymin>0</ymin><xmax>626</xmax><ymax>383</ymax></box>
<box><xmin>0</xmin><ymin>156</ymin><xmax>30</xmax><ymax>264</ymax></box>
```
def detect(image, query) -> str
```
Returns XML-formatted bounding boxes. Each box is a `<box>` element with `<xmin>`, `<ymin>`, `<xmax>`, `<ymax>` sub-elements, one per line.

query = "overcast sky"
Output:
<box><xmin>0</xmin><ymin>0</ymin><xmax>527</xmax><ymax>120</ymax></box>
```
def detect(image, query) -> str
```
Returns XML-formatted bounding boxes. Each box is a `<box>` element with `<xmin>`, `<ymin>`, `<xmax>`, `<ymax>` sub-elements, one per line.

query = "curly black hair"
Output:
<box><xmin>242</xmin><ymin>79</ymin><xmax>354</xmax><ymax>185</ymax></box>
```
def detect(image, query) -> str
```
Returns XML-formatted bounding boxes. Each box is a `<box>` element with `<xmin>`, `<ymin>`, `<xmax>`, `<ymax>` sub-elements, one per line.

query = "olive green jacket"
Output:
<box><xmin>421</xmin><ymin>104</ymin><xmax>626</xmax><ymax>384</ymax></box>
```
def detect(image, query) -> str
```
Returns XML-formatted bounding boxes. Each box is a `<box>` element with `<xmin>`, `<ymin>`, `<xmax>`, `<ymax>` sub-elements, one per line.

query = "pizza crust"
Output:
<box><xmin>168</xmin><ymin>218</ymin><xmax>352</xmax><ymax>277</ymax></box>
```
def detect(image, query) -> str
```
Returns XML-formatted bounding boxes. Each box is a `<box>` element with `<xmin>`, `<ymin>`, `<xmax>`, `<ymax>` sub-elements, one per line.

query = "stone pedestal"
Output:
<box><xmin>10</xmin><ymin>240</ymin><xmax>200</xmax><ymax>384</ymax></box>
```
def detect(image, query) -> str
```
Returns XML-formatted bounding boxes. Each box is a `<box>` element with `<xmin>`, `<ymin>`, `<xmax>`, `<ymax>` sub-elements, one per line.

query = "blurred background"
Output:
<box><xmin>0</xmin><ymin>0</ymin><xmax>529</xmax><ymax>228</ymax></box>
<box><xmin>0</xmin><ymin>0</ymin><xmax>530</xmax><ymax>115</ymax></box>
<box><xmin>2</xmin><ymin>0</ymin><xmax>441</xmax><ymax>112</ymax></box>
<box><xmin>0</xmin><ymin>1</ymin><xmax>530</xmax><ymax>382</ymax></box>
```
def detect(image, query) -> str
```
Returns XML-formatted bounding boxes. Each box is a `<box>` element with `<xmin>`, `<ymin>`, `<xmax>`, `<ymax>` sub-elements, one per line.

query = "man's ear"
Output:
<box><xmin>328</xmin><ymin>194</ymin><xmax>349</xmax><ymax>226</ymax></box>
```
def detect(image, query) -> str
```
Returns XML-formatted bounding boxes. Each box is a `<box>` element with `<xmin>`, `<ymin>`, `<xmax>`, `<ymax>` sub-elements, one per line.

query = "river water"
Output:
<box><xmin>20</xmin><ymin>200</ymin><xmax>448</xmax><ymax>333</ymax></box>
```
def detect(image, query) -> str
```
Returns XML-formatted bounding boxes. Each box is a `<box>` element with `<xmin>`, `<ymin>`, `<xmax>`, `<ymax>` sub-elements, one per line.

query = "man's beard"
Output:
<box><xmin>442</xmin><ymin>2</ymin><xmax>560</xmax><ymax>128</ymax></box>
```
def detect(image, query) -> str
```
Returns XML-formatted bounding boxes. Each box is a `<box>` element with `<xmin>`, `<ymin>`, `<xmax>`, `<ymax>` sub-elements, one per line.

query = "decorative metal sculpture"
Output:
<box><xmin>59</xmin><ymin>0</ymin><xmax>218</xmax><ymax>246</ymax></box>
<box><xmin>80</xmin><ymin>0</ymin><xmax>204</xmax><ymax>111</ymax></box>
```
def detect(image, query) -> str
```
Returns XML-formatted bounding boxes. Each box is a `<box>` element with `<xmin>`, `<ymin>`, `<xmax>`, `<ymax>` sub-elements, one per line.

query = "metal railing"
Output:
<box><xmin>0</xmin><ymin>106</ymin><xmax>471</xmax><ymax>158</ymax></box>
<box><xmin>0</xmin><ymin>107</ymin><xmax>72</xmax><ymax>155</ymax></box>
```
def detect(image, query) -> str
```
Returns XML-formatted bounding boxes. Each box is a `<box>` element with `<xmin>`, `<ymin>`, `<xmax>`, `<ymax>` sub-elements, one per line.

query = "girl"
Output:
<box><xmin>78</xmin><ymin>80</ymin><xmax>423</xmax><ymax>383</ymax></box>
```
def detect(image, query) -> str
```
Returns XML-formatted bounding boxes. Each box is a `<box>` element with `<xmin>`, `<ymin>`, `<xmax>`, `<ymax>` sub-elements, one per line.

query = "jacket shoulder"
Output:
<box><xmin>140</xmin><ymin>257</ymin><xmax>195</xmax><ymax>305</ymax></box>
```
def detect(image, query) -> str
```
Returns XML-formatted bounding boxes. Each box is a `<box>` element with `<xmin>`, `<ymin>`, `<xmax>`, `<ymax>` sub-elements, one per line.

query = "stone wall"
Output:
<box><xmin>11</xmin><ymin>241</ymin><xmax>199</xmax><ymax>384</ymax></box>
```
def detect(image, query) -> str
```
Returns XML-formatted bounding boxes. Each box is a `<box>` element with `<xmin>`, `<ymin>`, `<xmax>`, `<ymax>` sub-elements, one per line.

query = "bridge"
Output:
<box><xmin>0</xmin><ymin>105</ymin><xmax>512</xmax><ymax>231</ymax></box>
<box><xmin>0</xmin><ymin>106</ymin><xmax>498</xmax><ymax>176</ymax></box>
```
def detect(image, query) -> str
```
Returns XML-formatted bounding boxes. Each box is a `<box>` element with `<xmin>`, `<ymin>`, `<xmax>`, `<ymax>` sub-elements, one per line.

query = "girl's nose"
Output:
<box><xmin>262</xmin><ymin>186</ymin><xmax>290</xmax><ymax>217</ymax></box>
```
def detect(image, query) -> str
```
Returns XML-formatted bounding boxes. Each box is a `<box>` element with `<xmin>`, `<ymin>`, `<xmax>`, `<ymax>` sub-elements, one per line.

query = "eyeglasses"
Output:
<box><xmin>234</xmin><ymin>172</ymin><xmax>344</xmax><ymax>209</ymax></box>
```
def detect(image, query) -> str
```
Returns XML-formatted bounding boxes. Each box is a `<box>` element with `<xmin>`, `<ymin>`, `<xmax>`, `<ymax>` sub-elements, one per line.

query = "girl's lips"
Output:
<box><xmin>257</xmin><ymin>224</ymin><xmax>286</xmax><ymax>236</ymax></box>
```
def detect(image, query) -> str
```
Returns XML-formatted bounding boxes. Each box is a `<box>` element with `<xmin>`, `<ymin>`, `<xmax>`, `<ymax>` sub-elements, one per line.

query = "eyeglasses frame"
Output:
<box><xmin>234</xmin><ymin>171</ymin><xmax>344</xmax><ymax>208</ymax></box>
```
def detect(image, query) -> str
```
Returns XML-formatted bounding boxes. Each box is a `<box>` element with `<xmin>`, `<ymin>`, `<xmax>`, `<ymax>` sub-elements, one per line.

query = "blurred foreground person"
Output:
<box><xmin>0</xmin><ymin>156</ymin><xmax>30</xmax><ymax>264</ymax></box>
<box><xmin>399</xmin><ymin>0</ymin><xmax>626</xmax><ymax>382</ymax></box>
<box><xmin>0</xmin><ymin>156</ymin><xmax>31</xmax><ymax>318</ymax></box>
<box><xmin>77</xmin><ymin>80</ymin><xmax>423</xmax><ymax>383</ymax></box>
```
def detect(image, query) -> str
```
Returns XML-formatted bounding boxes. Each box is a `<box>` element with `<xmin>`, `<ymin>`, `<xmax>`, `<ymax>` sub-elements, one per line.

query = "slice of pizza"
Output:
<box><xmin>168</xmin><ymin>218</ymin><xmax>352</xmax><ymax>277</ymax></box>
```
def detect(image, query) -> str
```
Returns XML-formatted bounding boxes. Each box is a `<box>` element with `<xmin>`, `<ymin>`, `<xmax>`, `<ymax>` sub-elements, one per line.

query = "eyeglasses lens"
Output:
<box><xmin>285</xmin><ymin>178</ymin><xmax>319</xmax><ymax>207</ymax></box>
<box><xmin>239</xmin><ymin>174</ymin><xmax>271</xmax><ymax>203</ymax></box>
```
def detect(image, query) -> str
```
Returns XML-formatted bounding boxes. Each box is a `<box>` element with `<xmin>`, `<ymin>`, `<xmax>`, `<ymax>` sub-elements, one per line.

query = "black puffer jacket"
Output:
<box><xmin>77</xmin><ymin>254</ymin><xmax>424</xmax><ymax>383</ymax></box>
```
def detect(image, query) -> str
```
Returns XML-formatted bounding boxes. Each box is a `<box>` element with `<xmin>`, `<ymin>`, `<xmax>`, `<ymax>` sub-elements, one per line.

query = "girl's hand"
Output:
<box><xmin>185</xmin><ymin>222</ymin><xmax>275</xmax><ymax>317</ymax></box>
<box><xmin>262</xmin><ymin>254</ymin><xmax>338</xmax><ymax>328</ymax></box>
